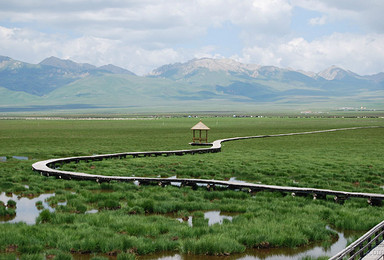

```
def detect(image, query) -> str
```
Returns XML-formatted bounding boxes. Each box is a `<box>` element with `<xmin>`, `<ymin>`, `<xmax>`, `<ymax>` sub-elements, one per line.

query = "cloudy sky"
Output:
<box><xmin>0</xmin><ymin>0</ymin><xmax>383</xmax><ymax>75</ymax></box>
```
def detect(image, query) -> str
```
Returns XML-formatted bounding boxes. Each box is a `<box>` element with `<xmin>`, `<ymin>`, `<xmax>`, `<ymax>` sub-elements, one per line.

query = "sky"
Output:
<box><xmin>0</xmin><ymin>0</ymin><xmax>384</xmax><ymax>75</ymax></box>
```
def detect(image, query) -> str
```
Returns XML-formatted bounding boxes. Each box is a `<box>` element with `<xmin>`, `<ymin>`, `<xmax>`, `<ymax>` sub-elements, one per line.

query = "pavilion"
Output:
<box><xmin>191</xmin><ymin>121</ymin><xmax>210</xmax><ymax>144</ymax></box>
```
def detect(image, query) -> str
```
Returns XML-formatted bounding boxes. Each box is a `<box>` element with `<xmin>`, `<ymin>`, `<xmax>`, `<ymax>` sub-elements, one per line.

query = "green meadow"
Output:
<box><xmin>1</xmin><ymin>116</ymin><xmax>384</xmax><ymax>259</ymax></box>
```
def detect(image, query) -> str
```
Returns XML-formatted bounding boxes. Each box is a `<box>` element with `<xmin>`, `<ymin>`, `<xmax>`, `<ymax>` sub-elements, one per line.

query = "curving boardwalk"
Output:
<box><xmin>32</xmin><ymin>125</ymin><xmax>383</xmax><ymax>259</ymax></box>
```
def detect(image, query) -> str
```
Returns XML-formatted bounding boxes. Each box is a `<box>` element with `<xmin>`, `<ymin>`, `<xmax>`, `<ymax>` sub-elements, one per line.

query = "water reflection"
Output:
<box><xmin>167</xmin><ymin>176</ymin><xmax>181</xmax><ymax>187</ymax></box>
<box><xmin>85</xmin><ymin>209</ymin><xmax>99</xmax><ymax>214</ymax></box>
<box><xmin>12</xmin><ymin>156</ymin><xmax>29</xmax><ymax>160</ymax></box>
<box><xmin>176</xmin><ymin>211</ymin><xmax>234</xmax><ymax>227</ymax></box>
<box><xmin>0</xmin><ymin>192</ymin><xmax>55</xmax><ymax>225</ymax></box>
<box><xmin>228</xmin><ymin>177</ymin><xmax>248</xmax><ymax>184</ymax></box>
<box><xmin>205</xmin><ymin>211</ymin><xmax>233</xmax><ymax>226</ymax></box>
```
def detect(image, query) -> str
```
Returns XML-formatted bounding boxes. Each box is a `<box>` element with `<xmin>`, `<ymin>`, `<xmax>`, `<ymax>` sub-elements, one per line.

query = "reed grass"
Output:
<box><xmin>20</xmin><ymin>254</ymin><xmax>44</xmax><ymax>260</ymax></box>
<box><xmin>6</xmin><ymin>200</ymin><xmax>16</xmax><ymax>208</ymax></box>
<box><xmin>117</xmin><ymin>252</ymin><xmax>136</xmax><ymax>260</ymax></box>
<box><xmin>0</xmin><ymin>206</ymin><xmax>15</xmax><ymax>217</ymax></box>
<box><xmin>181</xmin><ymin>234</ymin><xmax>245</xmax><ymax>255</ymax></box>
<box><xmin>52</xmin><ymin>252</ymin><xmax>73</xmax><ymax>260</ymax></box>
<box><xmin>1</xmin><ymin>254</ymin><xmax>17</xmax><ymax>260</ymax></box>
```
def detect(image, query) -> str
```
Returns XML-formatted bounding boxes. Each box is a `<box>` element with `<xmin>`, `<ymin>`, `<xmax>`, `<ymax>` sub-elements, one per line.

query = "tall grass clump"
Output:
<box><xmin>117</xmin><ymin>253</ymin><xmax>136</xmax><ymax>260</ymax></box>
<box><xmin>6</xmin><ymin>200</ymin><xmax>16</xmax><ymax>208</ymax></box>
<box><xmin>181</xmin><ymin>234</ymin><xmax>245</xmax><ymax>255</ymax></box>
<box><xmin>20</xmin><ymin>254</ymin><xmax>44</xmax><ymax>260</ymax></box>
<box><xmin>36</xmin><ymin>209</ymin><xmax>54</xmax><ymax>224</ymax></box>
<box><xmin>0</xmin><ymin>205</ymin><xmax>16</xmax><ymax>217</ymax></box>
<box><xmin>90</xmin><ymin>257</ymin><xmax>108</xmax><ymax>260</ymax></box>
<box><xmin>140</xmin><ymin>199</ymin><xmax>154</xmax><ymax>213</ymax></box>
<box><xmin>52</xmin><ymin>252</ymin><xmax>73</xmax><ymax>260</ymax></box>
<box><xmin>46</xmin><ymin>250</ymin><xmax>73</xmax><ymax>260</ymax></box>
<box><xmin>1</xmin><ymin>254</ymin><xmax>17</xmax><ymax>260</ymax></box>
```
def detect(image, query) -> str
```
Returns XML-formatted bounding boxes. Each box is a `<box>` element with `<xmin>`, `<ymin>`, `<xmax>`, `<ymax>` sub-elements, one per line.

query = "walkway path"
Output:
<box><xmin>362</xmin><ymin>240</ymin><xmax>384</xmax><ymax>260</ymax></box>
<box><xmin>31</xmin><ymin>125</ymin><xmax>383</xmax><ymax>259</ymax></box>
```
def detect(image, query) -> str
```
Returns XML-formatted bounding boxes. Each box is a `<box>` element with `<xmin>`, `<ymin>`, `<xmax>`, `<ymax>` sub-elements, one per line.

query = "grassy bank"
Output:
<box><xmin>1</xmin><ymin>117</ymin><xmax>384</xmax><ymax>259</ymax></box>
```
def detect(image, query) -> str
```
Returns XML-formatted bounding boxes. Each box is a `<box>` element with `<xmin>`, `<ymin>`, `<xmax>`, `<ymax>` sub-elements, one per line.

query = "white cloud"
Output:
<box><xmin>0</xmin><ymin>26</ymin><xmax>193</xmax><ymax>74</ymax></box>
<box><xmin>1</xmin><ymin>0</ymin><xmax>384</xmax><ymax>75</ymax></box>
<box><xmin>292</xmin><ymin>0</ymin><xmax>384</xmax><ymax>32</ymax></box>
<box><xmin>309</xmin><ymin>15</ymin><xmax>327</xmax><ymax>25</ymax></box>
<box><xmin>0</xmin><ymin>0</ymin><xmax>297</xmax><ymax>72</ymax></box>
<box><xmin>241</xmin><ymin>33</ymin><xmax>384</xmax><ymax>75</ymax></box>
<box><xmin>0</xmin><ymin>26</ymin><xmax>63</xmax><ymax>63</ymax></box>
<box><xmin>0</xmin><ymin>0</ymin><xmax>294</xmax><ymax>44</ymax></box>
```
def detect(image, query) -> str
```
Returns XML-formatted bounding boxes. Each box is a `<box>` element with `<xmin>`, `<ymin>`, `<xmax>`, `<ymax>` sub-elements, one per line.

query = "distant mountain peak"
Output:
<box><xmin>189</xmin><ymin>58</ymin><xmax>261</xmax><ymax>73</ymax></box>
<box><xmin>318</xmin><ymin>66</ymin><xmax>357</xmax><ymax>80</ymax></box>
<box><xmin>39</xmin><ymin>56</ymin><xmax>96</xmax><ymax>72</ymax></box>
<box><xmin>0</xmin><ymin>55</ymin><xmax>12</xmax><ymax>63</ymax></box>
<box><xmin>0</xmin><ymin>56</ymin><xmax>12</xmax><ymax>69</ymax></box>
<box><xmin>366</xmin><ymin>72</ymin><xmax>384</xmax><ymax>83</ymax></box>
<box><xmin>149</xmin><ymin>58</ymin><xmax>262</xmax><ymax>78</ymax></box>
<box><xmin>39</xmin><ymin>56</ymin><xmax>135</xmax><ymax>75</ymax></box>
<box><xmin>98</xmin><ymin>64</ymin><xmax>135</xmax><ymax>75</ymax></box>
<box><xmin>297</xmin><ymin>69</ymin><xmax>317</xmax><ymax>78</ymax></box>
<box><xmin>0</xmin><ymin>56</ymin><xmax>25</xmax><ymax>70</ymax></box>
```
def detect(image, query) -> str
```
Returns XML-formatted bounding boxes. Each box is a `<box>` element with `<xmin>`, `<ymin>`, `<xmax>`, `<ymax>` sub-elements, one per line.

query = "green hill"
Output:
<box><xmin>0</xmin><ymin>56</ymin><xmax>383</xmax><ymax>113</ymax></box>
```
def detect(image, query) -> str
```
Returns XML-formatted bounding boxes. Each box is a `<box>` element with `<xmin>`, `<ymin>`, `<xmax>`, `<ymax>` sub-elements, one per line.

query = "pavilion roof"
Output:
<box><xmin>191</xmin><ymin>121</ymin><xmax>210</xmax><ymax>130</ymax></box>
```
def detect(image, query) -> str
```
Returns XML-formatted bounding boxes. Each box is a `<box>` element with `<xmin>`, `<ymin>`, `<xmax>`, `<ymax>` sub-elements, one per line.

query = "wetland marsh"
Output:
<box><xmin>1</xmin><ymin>116</ymin><xmax>384</xmax><ymax>259</ymax></box>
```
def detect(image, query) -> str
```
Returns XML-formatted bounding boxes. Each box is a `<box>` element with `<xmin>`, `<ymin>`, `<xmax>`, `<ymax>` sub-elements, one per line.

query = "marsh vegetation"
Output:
<box><xmin>0</xmin><ymin>117</ymin><xmax>383</xmax><ymax>259</ymax></box>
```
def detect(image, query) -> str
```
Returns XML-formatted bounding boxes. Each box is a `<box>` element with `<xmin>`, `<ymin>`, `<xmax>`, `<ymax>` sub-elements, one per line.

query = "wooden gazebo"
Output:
<box><xmin>191</xmin><ymin>121</ymin><xmax>210</xmax><ymax>144</ymax></box>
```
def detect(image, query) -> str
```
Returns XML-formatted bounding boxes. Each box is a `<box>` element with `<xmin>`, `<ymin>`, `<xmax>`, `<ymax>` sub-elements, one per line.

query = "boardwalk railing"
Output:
<box><xmin>31</xmin><ymin>125</ymin><xmax>383</xmax><ymax>259</ymax></box>
<box><xmin>330</xmin><ymin>220</ymin><xmax>384</xmax><ymax>260</ymax></box>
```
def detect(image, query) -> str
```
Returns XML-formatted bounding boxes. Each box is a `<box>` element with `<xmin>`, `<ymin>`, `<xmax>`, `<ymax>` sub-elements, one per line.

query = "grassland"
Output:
<box><xmin>1</xmin><ymin>116</ymin><xmax>384</xmax><ymax>259</ymax></box>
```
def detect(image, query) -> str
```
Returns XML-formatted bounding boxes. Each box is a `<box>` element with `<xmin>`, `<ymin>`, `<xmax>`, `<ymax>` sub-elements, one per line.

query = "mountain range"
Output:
<box><xmin>0</xmin><ymin>55</ymin><xmax>383</xmax><ymax>113</ymax></box>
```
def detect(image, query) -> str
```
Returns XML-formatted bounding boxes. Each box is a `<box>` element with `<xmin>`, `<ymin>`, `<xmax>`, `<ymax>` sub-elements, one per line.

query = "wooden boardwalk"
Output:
<box><xmin>362</xmin><ymin>240</ymin><xmax>384</xmax><ymax>260</ymax></box>
<box><xmin>31</xmin><ymin>125</ymin><xmax>383</xmax><ymax>259</ymax></box>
